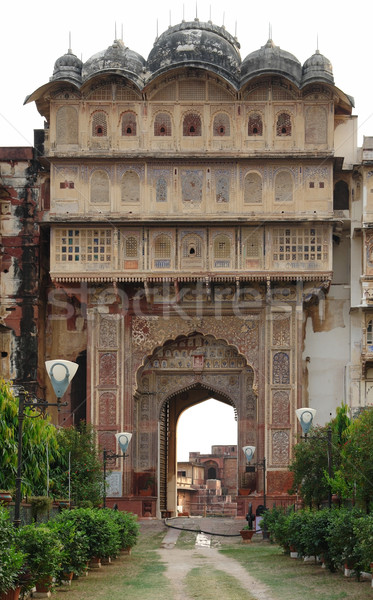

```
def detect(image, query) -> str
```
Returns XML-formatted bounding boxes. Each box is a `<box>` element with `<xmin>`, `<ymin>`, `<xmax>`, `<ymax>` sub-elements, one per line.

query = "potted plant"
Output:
<box><xmin>29</xmin><ymin>496</ymin><xmax>53</xmax><ymax>522</ymax></box>
<box><xmin>239</xmin><ymin>524</ymin><xmax>255</xmax><ymax>542</ymax></box>
<box><xmin>17</xmin><ymin>524</ymin><xmax>63</xmax><ymax>593</ymax></box>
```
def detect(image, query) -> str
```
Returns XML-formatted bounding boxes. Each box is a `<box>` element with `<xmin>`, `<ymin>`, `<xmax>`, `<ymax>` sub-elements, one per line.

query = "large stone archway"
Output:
<box><xmin>134</xmin><ymin>332</ymin><xmax>258</xmax><ymax>516</ymax></box>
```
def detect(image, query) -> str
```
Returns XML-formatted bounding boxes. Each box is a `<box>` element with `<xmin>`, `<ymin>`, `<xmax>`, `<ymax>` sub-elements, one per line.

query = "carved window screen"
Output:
<box><xmin>154</xmin><ymin>234</ymin><xmax>171</xmax><ymax>258</ymax></box>
<box><xmin>179</xmin><ymin>80</ymin><xmax>206</xmax><ymax>100</ymax></box>
<box><xmin>55</xmin><ymin>228</ymin><xmax>112</xmax><ymax>263</ymax></box>
<box><xmin>213</xmin><ymin>113</ymin><xmax>230</xmax><ymax>136</ymax></box>
<box><xmin>272</xmin><ymin>226</ymin><xmax>328</xmax><ymax>263</ymax></box>
<box><xmin>248</xmin><ymin>112</ymin><xmax>263</xmax><ymax>136</ymax></box>
<box><xmin>245</xmin><ymin>231</ymin><xmax>261</xmax><ymax>258</ymax></box>
<box><xmin>125</xmin><ymin>236</ymin><xmax>138</xmax><ymax>258</ymax></box>
<box><xmin>213</xmin><ymin>235</ymin><xmax>231</xmax><ymax>259</ymax></box>
<box><xmin>276</xmin><ymin>112</ymin><xmax>292</xmax><ymax>136</ymax></box>
<box><xmin>182</xmin><ymin>235</ymin><xmax>202</xmax><ymax>258</ymax></box>
<box><xmin>183</xmin><ymin>113</ymin><xmax>202</xmax><ymax>136</ymax></box>
<box><xmin>121</xmin><ymin>112</ymin><xmax>137</xmax><ymax>136</ymax></box>
<box><xmin>154</xmin><ymin>113</ymin><xmax>172</xmax><ymax>136</ymax></box>
<box><xmin>92</xmin><ymin>111</ymin><xmax>108</xmax><ymax>136</ymax></box>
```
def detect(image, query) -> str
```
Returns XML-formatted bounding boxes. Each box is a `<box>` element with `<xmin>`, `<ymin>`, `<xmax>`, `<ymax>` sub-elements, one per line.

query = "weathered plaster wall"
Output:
<box><xmin>0</xmin><ymin>149</ymin><xmax>41</xmax><ymax>387</ymax></box>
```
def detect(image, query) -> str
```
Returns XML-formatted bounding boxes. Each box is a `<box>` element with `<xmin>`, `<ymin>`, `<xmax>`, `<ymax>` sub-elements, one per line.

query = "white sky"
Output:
<box><xmin>176</xmin><ymin>399</ymin><xmax>237</xmax><ymax>462</ymax></box>
<box><xmin>2</xmin><ymin>0</ymin><xmax>372</xmax><ymax>459</ymax></box>
<box><xmin>1</xmin><ymin>0</ymin><xmax>372</xmax><ymax>147</ymax></box>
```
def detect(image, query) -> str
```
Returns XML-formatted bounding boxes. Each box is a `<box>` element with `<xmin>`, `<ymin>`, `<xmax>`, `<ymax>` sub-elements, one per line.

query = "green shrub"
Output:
<box><xmin>108</xmin><ymin>510</ymin><xmax>140</xmax><ymax>549</ymax></box>
<box><xmin>353</xmin><ymin>514</ymin><xmax>373</xmax><ymax>573</ymax></box>
<box><xmin>17</xmin><ymin>523</ymin><xmax>63</xmax><ymax>587</ymax></box>
<box><xmin>0</xmin><ymin>507</ymin><xmax>25</xmax><ymax>594</ymax></box>
<box><xmin>48</xmin><ymin>516</ymin><xmax>90</xmax><ymax>577</ymax></box>
<box><xmin>62</xmin><ymin>508</ymin><xmax>121</xmax><ymax>559</ymax></box>
<box><xmin>261</xmin><ymin>506</ymin><xmax>291</xmax><ymax>553</ymax></box>
<box><xmin>326</xmin><ymin>508</ymin><xmax>364</xmax><ymax>575</ymax></box>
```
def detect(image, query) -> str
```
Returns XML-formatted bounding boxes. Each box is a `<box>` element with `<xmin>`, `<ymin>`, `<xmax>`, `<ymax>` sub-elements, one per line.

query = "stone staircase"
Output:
<box><xmin>189</xmin><ymin>479</ymin><xmax>237</xmax><ymax>517</ymax></box>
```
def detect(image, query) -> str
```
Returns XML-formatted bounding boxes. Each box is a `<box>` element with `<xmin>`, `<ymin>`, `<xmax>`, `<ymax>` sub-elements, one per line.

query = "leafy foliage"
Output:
<box><xmin>333</xmin><ymin>408</ymin><xmax>373</xmax><ymax>510</ymax></box>
<box><xmin>17</xmin><ymin>523</ymin><xmax>64</xmax><ymax>586</ymax></box>
<box><xmin>0</xmin><ymin>506</ymin><xmax>25</xmax><ymax>593</ymax></box>
<box><xmin>0</xmin><ymin>379</ymin><xmax>59</xmax><ymax>496</ymax></box>
<box><xmin>49</xmin><ymin>423</ymin><xmax>103</xmax><ymax>506</ymax></box>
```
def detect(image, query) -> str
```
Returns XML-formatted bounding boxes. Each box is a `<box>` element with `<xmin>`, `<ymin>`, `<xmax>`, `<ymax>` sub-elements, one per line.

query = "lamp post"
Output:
<box><xmin>13</xmin><ymin>359</ymin><xmax>78</xmax><ymax>528</ymax></box>
<box><xmin>295</xmin><ymin>407</ymin><xmax>333</xmax><ymax>509</ymax></box>
<box><xmin>103</xmin><ymin>432</ymin><xmax>132</xmax><ymax>508</ymax></box>
<box><xmin>242</xmin><ymin>446</ymin><xmax>266</xmax><ymax>510</ymax></box>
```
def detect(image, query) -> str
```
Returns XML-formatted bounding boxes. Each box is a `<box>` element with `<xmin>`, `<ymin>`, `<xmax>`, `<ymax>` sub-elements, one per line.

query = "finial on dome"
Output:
<box><xmin>316</xmin><ymin>33</ymin><xmax>319</xmax><ymax>52</ymax></box>
<box><xmin>68</xmin><ymin>31</ymin><xmax>72</xmax><ymax>54</ymax></box>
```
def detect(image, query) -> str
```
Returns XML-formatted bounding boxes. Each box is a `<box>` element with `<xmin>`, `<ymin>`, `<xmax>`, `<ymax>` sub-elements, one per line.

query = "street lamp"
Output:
<box><xmin>13</xmin><ymin>359</ymin><xmax>78</xmax><ymax>528</ymax></box>
<box><xmin>295</xmin><ymin>408</ymin><xmax>317</xmax><ymax>440</ymax></box>
<box><xmin>242</xmin><ymin>446</ymin><xmax>266</xmax><ymax>510</ymax></box>
<box><xmin>295</xmin><ymin>407</ymin><xmax>333</xmax><ymax>508</ymax></box>
<box><xmin>103</xmin><ymin>432</ymin><xmax>132</xmax><ymax>508</ymax></box>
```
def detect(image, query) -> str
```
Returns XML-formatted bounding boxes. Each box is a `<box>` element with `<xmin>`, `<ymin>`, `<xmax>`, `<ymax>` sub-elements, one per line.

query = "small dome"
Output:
<box><xmin>147</xmin><ymin>20</ymin><xmax>241</xmax><ymax>85</ymax></box>
<box><xmin>241</xmin><ymin>39</ymin><xmax>302</xmax><ymax>86</ymax></box>
<box><xmin>51</xmin><ymin>49</ymin><xmax>83</xmax><ymax>84</ymax></box>
<box><xmin>302</xmin><ymin>49</ymin><xmax>334</xmax><ymax>85</ymax></box>
<box><xmin>82</xmin><ymin>39</ymin><xmax>145</xmax><ymax>85</ymax></box>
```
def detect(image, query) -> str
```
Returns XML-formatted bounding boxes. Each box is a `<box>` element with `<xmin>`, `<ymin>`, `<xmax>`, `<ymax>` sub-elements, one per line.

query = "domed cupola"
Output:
<box><xmin>82</xmin><ymin>39</ymin><xmax>146</xmax><ymax>86</ymax></box>
<box><xmin>302</xmin><ymin>49</ymin><xmax>334</xmax><ymax>86</ymax></box>
<box><xmin>241</xmin><ymin>38</ymin><xmax>302</xmax><ymax>87</ymax></box>
<box><xmin>51</xmin><ymin>48</ymin><xmax>83</xmax><ymax>84</ymax></box>
<box><xmin>147</xmin><ymin>20</ymin><xmax>241</xmax><ymax>86</ymax></box>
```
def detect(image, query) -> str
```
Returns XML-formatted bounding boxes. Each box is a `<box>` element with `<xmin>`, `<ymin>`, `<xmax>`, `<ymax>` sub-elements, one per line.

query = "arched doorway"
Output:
<box><xmin>134</xmin><ymin>332</ymin><xmax>257</xmax><ymax>517</ymax></box>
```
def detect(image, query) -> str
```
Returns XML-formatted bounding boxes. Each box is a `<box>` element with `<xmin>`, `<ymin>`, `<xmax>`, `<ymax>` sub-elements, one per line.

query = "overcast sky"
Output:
<box><xmin>1</xmin><ymin>0</ymin><xmax>372</xmax><ymax>147</ymax></box>
<box><xmin>2</xmin><ymin>0</ymin><xmax>371</xmax><ymax>460</ymax></box>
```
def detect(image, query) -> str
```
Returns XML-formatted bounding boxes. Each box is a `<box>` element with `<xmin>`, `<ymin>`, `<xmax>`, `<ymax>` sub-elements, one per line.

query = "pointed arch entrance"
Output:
<box><xmin>134</xmin><ymin>332</ymin><xmax>258</xmax><ymax>517</ymax></box>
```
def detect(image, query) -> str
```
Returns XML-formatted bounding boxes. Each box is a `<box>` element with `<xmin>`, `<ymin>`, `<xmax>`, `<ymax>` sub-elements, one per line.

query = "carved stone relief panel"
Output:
<box><xmin>272</xmin><ymin>430</ymin><xmax>290</xmax><ymax>465</ymax></box>
<box><xmin>99</xmin><ymin>352</ymin><xmax>117</xmax><ymax>385</ymax></box>
<box><xmin>132</xmin><ymin>316</ymin><xmax>260</xmax><ymax>376</ymax></box>
<box><xmin>272</xmin><ymin>390</ymin><xmax>290</xmax><ymax>424</ymax></box>
<box><xmin>272</xmin><ymin>313</ymin><xmax>291</xmax><ymax>347</ymax></box>
<box><xmin>139</xmin><ymin>432</ymin><xmax>151</xmax><ymax>469</ymax></box>
<box><xmin>99</xmin><ymin>391</ymin><xmax>117</xmax><ymax>425</ymax></box>
<box><xmin>272</xmin><ymin>352</ymin><xmax>290</xmax><ymax>385</ymax></box>
<box><xmin>99</xmin><ymin>316</ymin><xmax>119</xmax><ymax>348</ymax></box>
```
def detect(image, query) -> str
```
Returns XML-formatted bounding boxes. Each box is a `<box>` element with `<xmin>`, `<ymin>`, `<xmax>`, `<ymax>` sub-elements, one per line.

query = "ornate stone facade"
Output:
<box><xmin>1</xmin><ymin>19</ymin><xmax>359</xmax><ymax>517</ymax></box>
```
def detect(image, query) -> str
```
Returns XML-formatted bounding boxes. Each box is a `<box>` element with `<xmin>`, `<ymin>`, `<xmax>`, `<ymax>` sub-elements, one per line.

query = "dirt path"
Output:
<box><xmin>157</xmin><ymin>528</ymin><xmax>277</xmax><ymax>600</ymax></box>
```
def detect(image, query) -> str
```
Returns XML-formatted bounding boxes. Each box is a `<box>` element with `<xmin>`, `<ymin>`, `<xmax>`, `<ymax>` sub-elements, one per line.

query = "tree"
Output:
<box><xmin>0</xmin><ymin>379</ymin><xmax>58</xmax><ymax>496</ymax></box>
<box><xmin>289</xmin><ymin>405</ymin><xmax>351</xmax><ymax>508</ymax></box>
<box><xmin>335</xmin><ymin>407</ymin><xmax>373</xmax><ymax>511</ymax></box>
<box><xmin>289</xmin><ymin>425</ymin><xmax>331</xmax><ymax>508</ymax></box>
<box><xmin>49</xmin><ymin>423</ymin><xmax>103</xmax><ymax>506</ymax></box>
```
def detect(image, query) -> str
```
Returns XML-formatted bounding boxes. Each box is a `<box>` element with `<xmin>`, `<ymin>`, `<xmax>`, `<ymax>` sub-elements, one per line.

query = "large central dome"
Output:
<box><xmin>147</xmin><ymin>20</ymin><xmax>241</xmax><ymax>85</ymax></box>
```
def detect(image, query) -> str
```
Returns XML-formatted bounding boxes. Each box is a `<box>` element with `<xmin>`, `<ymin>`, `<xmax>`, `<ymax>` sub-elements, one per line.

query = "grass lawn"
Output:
<box><xmin>52</xmin><ymin>528</ymin><xmax>171</xmax><ymax>600</ymax></box>
<box><xmin>186</xmin><ymin>567</ymin><xmax>257</xmax><ymax>600</ymax></box>
<box><xmin>221</xmin><ymin>541</ymin><xmax>373</xmax><ymax>600</ymax></box>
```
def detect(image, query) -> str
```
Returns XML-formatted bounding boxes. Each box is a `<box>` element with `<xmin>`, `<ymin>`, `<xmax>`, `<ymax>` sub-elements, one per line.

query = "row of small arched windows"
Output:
<box><xmin>91</xmin><ymin>110</ymin><xmax>292</xmax><ymax>138</ymax></box>
<box><xmin>124</xmin><ymin>233</ymin><xmax>233</xmax><ymax>260</ymax></box>
<box><xmin>89</xmin><ymin>168</ymin><xmax>297</xmax><ymax>204</ymax></box>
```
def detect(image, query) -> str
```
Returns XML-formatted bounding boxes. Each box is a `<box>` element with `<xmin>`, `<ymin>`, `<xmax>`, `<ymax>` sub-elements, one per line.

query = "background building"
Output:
<box><xmin>0</xmin><ymin>19</ymin><xmax>364</xmax><ymax>517</ymax></box>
